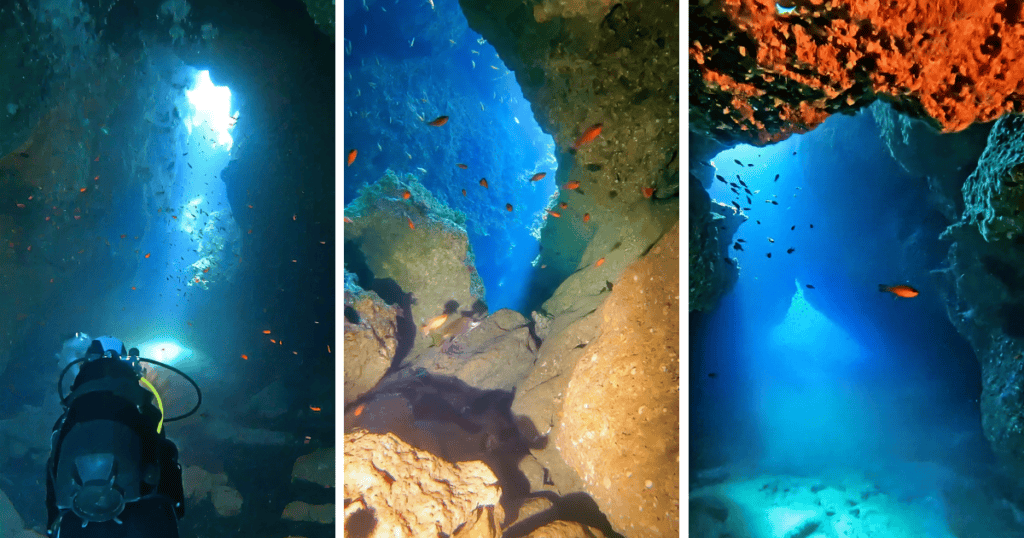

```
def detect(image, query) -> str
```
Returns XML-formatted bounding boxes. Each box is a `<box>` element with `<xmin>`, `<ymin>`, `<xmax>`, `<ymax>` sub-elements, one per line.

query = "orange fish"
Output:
<box><xmin>572</xmin><ymin>123</ymin><xmax>603</xmax><ymax>150</ymax></box>
<box><xmin>16</xmin><ymin>203</ymin><xmax>24</xmax><ymax>208</ymax></box>
<box><xmin>583</xmin><ymin>213</ymin><xmax>591</xmax><ymax>223</ymax></box>
<box><xmin>457</xmin><ymin>163</ymin><xmax>468</xmax><ymax>169</ymax></box>
<box><xmin>480</xmin><ymin>178</ymin><xmax>488</xmax><ymax>188</ymax></box>
<box><xmin>643</xmin><ymin>187</ymin><xmax>654</xmax><ymax>198</ymax></box>
<box><xmin>241</xmin><ymin>354</ymin><xmax>248</xmax><ymax>360</ymax></box>
<box><xmin>530</xmin><ymin>172</ymin><xmax>546</xmax><ymax>182</ymax></box>
<box><xmin>402</xmin><ymin>190</ymin><xmax>411</xmax><ymax>199</ymax></box>
<box><xmin>428</xmin><ymin>115</ymin><xmax>449</xmax><ymax>126</ymax></box>
<box><xmin>407</xmin><ymin>217</ymin><xmax>415</xmax><ymax>230</ymax></box>
<box><xmin>421</xmin><ymin>313</ymin><xmax>448</xmax><ymax>335</ymax></box>
<box><xmin>354</xmin><ymin>404</ymin><xmax>365</xmax><ymax>416</ymax></box>
<box><xmin>560</xmin><ymin>202</ymin><xmax>568</xmax><ymax>209</ymax></box>
<box><xmin>344</xmin><ymin>217</ymin><xmax>353</xmax><ymax>223</ymax></box>
<box><xmin>263</xmin><ymin>329</ymin><xmax>272</xmax><ymax>334</ymax></box>
<box><xmin>461</xmin><ymin>189</ymin><xmax>467</xmax><ymax>197</ymax></box>
<box><xmin>347</xmin><ymin>149</ymin><xmax>357</xmax><ymax>166</ymax></box>
<box><xmin>270</xmin><ymin>339</ymin><xmax>277</xmax><ymax>344</ymax></box>
<box><xmin>144</xmin><ymin>253</ymin><xmax>151</xmax><ymax>258</ymax></box>
<box><xmin>310</xmin><ymin>406</ymin><xmax>321</xmax><ymax>412</ymax></box>
<box><xmin>507</xmin><ymin>203</ymin><xmax>514</xmax><ymax>212</ymax></box>
<box><xmin>879</xmin><ymin>284</ymin><xmax>919</xmax><ymax>298</ymax></box>
<box><xmin>548</xmin><ymin>210</ymin><xmax>561</xmax><ymax>218</ymax></box>
<box><xmin>203</xmin><ymin>268</ymin><xmax>209</xmax><ymax>273</ymax></box>
<box><xmin>564</xmin><ymin>180</ymin><xmax>580</xmax><ymax>190</ymax></box>
<box><xmin>595</xmin><ymin>257</ymin><xmax>605</xmax><ymax>267</ymax></box>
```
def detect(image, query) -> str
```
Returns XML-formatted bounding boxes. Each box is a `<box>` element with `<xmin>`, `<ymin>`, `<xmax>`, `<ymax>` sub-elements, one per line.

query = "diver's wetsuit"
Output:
<box><xmin>46</xmin><ymin>356</ymin><xmax>184</xmax><ymax>538</ymax></box>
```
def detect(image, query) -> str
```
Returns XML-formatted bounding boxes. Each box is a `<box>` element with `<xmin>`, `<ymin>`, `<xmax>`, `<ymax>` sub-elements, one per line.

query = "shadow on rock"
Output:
<box><xmin>499</xmin><ymin>491</ymin><xmax>626</xmax><ymax>538</ymax></box>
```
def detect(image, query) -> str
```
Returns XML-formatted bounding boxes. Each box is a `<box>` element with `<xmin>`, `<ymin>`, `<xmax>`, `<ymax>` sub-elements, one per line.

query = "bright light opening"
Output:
<box><xmin>184</xmin><ymin>70</ymin><xmax>236</xmax><ymax>150</ymax></box>
<box><xmin>137</xmin><ymin>338</ymin><xmax>192</xmax><ymax>366</ymax></box>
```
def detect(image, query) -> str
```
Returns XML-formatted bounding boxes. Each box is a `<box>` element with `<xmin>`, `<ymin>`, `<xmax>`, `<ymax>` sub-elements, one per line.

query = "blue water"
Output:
<box><xmin>343</xmin><ymin>0</ymin><xmax>556</xmax><ymax>314</ymax></box>
<box><xmin>692</xmin><ymin>108</ymin><xmax>988</xmax><ymax>478</ymax></box>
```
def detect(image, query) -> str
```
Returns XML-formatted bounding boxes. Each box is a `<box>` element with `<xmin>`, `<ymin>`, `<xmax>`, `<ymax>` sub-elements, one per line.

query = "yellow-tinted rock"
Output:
<box><xmin>344</xmin><ymin>430</ymin><xmax>501</xmax><ymax>538</ymax></box>
<box><xmin>557</xmin><ymin>224</ymin><xmax>679</xmax><ymax>538</ymax></box>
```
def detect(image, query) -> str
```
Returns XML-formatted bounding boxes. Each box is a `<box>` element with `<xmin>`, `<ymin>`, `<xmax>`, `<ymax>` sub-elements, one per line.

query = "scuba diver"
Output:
<box><xmin>46</xmin><ymin>336</ymin><xmax>201</xmax><ymax>538</ymax></box>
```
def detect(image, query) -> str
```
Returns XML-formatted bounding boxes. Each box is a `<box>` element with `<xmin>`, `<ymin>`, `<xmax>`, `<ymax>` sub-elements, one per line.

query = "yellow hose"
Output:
<box><xmin>139</xmin><ymin>377</ymin><xmax>165</xmax><ymax>434</ymax></box>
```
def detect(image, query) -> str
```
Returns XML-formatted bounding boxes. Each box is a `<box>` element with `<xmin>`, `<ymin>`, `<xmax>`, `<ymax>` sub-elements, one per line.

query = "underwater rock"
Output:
<box><xmin>246</xmin><ymin>379</ymin><xmax>290</xmax><ymax>419</ymax></box>
<box><xmin>690</xmin><ymin>173</ymin><xmax>743</xmax><ymax>312</ymax></box>
<box><xmin>521</xmin><ymin>521</ymin><xmax>610</xmax><ymax>538</ymax></box>
<box><xmin>299</xmin><ymin>0</ymin><xmax>333</xmax><ymax>39</ymax></box>
<box><xmin>871</xmin><ymin>101</ymin><xmax>990</xmax><ymax>222</ymax></box>
<box><xmin>459</xmin><ymin>0</ymin><xmax>679</xmax><ymax>290</ymax></box>
<box><xmin>0</xmin><ymin>397</ymin><xmax>59</xmax><ymax>468</ymax></box>
<box><xmin>692</xmin><ymin>466</ymin><xmax>731</xmax><ymax>489</ymax></box>
<box><xmin>292</xmin><ymin>446</ymin><xmax>334</xmax><ymax>488</ymax></box>
<box><xmin>343</xmin><ymin>276</ymin><xmax>398</xmax><ymax>405</ymax></box>
<box><xmin>405</xmin><ymin>309</ymin><xmax>536</xmax><ymax>392</ymax></box>
<box><xmin>450</xmin><ymin>505</ymin><xmax>502</xmax><ymax>538</ymax></box>
<box><xmin>282</xmin><ymin>501</ymin><xmax>334</xmax><ymax>524</ymax></box>
<box><xmin>936</xmin><ymin>114</ymin><xmax>1024</xmax><ymax>478</ymax></box>
<box><xmin>692</xmin><ymin>0</ymin><xmax>1024</xmax><ymax>147</ymax></box>
<box><xmin>938</xmin><ymin>243</ymin><xmax>1024</xmax><ymax>473</ymax></box>
<box><xmin>511</xmin><ymin>299</ymin><xmax>602</xmax><ymax>496</ymax></box>
<box><xmin>0</xmin><ymin>487</ymin><xmax>24</xmax><ymax>536</ymax></box>
<box><xmin>343</xmin><ymin>430</ymin><xmax>502</xmax><ymax>538</ymax></box>
<box><xmin>531</xmin><ymin>310</ymin><xmax>553</xmax><ymax>341</ymax></box>
<box><xmin>210</xmin><ymin>485</ymin><xmax>243</xmax><ymax>517</ymax></box>
<box><xmin>344</xmin><ymin>170</ymin><xmax>485</xmax><ymax>358</ymax></box>
<box><xmin>541</xmin><ymin>196</ymin><xmax>677</xmax><ymax>318</ymax></box>
<box><xmin>691</xmin><ymin>130</ymin><xmax>728</xmax><ymax>191</ymax></box>
<box><xmin>0</xmin><ymin>486</ymin><xmax>46</xmax><ymax>538</ymax></box>
<box><xmin>182</xmin><ymin>465</ymin><xmax>244</xmax><ymax>517</ymax></box>
<box><xmin>556</xmin><ymin>224</ymin><xmax>679</xmax><ymax>538</ymax></box>
<box><xmin>202</xmin><ymin>417</ymin><xmax>292</xmax><ymax>446</ymax></box>
<box><xmin>959</xmin><ymin>114</ymin><xmax>1024</xmax><ymax>243</ymax></box>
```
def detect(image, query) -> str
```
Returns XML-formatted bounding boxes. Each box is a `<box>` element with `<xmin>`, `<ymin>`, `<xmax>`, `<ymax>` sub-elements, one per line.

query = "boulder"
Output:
<box><xmin>292</xmin><ymin>447</ymin><xmax>334</xmax><ymax>488</ymax></box>
<box><xmin>344</xmin><ymin>271</ymin><xmax>399</xmax><ymax>404</ymax></box>
<box><xmin>343</xmin><ymin>430</ymin><xmax>501</xmax><ymax>538</ymax></box>
<box><xmin>557</xmin><ymin>224</ymin><xmax>679</xmax><ymax>538</ymax></box>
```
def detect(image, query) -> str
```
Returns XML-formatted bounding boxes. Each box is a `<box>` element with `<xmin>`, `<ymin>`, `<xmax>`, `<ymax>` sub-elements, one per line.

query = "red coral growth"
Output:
<box><xmin>692</xmin><ymin>0</ymin><xmax>1024</xmax><ymax>145</ymax></box>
